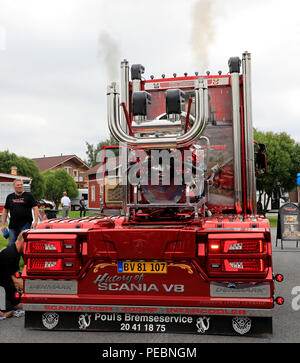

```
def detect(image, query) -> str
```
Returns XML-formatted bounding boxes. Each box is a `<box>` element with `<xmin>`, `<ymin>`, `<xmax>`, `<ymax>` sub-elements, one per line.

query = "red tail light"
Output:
<box><xmin>27</xmin><ymin>241</ymin><xmax>63</xmax><ymax>253</ymax></box>
<box><xmin>224</xmin><ymin>240</ymin><xmax>263</xmax><ymax>253</ymax></box>
<box><xmin>209</xmin><ymin>242</ymin><xmax>221</xmax><ymax>251</ymax></box>
<box><xmin>24</xmin><ymin>233</ymin><xmax>83</xmax><ymax>276</ymax></box>
<box><xmin>27</xmin><ymin>258</ymin><xmax>81</xmax><ymax>275</ymax></box>
<box><xmin>223</xmin><ymin>259</ymin><xmax>264</xmax><ymax>272</ymax></box>
<box><xmin>205</xmin><ymin>233</ymin><xmax>269</xmax><ymax>277</ymax></box>
<box><xmin>28</xmin><ymin>258</ymin><xmax>63</xmax><ymax>271</ymax></box>
<box><xmin>209</xmin><ymin>240</ymin><xmax>263</xmax><ymax>254</ymax></box>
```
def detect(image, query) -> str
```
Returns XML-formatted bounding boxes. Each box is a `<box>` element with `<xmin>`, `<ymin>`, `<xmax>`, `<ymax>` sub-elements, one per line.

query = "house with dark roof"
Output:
<box><xmin>32</xmin><ymin>154</ymin><xmax>89</xmax><ymax>189</ymax></box>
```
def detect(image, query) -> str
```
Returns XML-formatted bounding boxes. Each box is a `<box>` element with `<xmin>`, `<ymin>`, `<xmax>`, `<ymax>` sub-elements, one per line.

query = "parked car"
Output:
<box><xmin>37</xmin><ymin>199</ymin><xmax>55</xmax><ymax>209</ymax></box>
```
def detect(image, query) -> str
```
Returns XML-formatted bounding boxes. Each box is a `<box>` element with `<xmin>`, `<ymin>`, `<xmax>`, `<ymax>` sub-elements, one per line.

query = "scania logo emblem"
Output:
<box><xmin>42</xmin><ymin>312</ymin><xmax>59</xmax><ymax>330</ymax></box>
<box><xmin>196</xmin><ymin>316</ymin><xmax>210</xmax><ymax>334</ymax></box>
<box><xmin>78</xmin><ymin>313</ymin><xmax>92</xmax><ymax>330</ymax></box>
<box><xmin>232</xmin><ymin>317</ymin><xmax>252</xmax><ymax>335</ymax></box>
<box><xmin>135</xmin><ymin>240</ymin><xmax>146</xmax><ymax>255</ymax></box>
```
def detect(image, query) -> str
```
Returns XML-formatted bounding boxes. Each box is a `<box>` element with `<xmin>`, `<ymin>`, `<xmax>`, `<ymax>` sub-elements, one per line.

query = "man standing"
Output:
<box><xmin>79</xmin><ymin>196</ymin><xmax>86</xmax><ymax>217</ymax></box>
<box><xmin>61</xmin><ymin>191</ymin><xmax>71</xmax><ymax>218</ymax></box>
<box><xmin>1</xmin><ymin>179</ymin><xmax>38</xmax><ymax>246</ymax></box>
<box><xmin>0</xmin><ymin>231</ymin><xmax>24</xmax><ymax>319</ymax></box>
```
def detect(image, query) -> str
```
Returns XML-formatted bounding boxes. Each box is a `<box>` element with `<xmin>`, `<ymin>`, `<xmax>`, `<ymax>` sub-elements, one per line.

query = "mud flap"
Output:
<box><xmin>25</xmin><ymin>312</ymin><xmax>272</xmax><ymax>337</ymax></box>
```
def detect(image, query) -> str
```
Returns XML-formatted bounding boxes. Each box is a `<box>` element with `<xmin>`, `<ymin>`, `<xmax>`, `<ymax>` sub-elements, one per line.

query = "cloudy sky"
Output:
<box><xmin>0</xmin><ymin>0</ymin><xmax>300</xmax><ymax>163</ymax></box>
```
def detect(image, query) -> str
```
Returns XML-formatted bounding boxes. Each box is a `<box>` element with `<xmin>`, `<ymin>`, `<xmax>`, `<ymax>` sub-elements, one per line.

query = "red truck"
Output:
<box><xmin>22</xmin><ymin>52</ymin><xmax>283</xmax><ymax>336</ymax></box>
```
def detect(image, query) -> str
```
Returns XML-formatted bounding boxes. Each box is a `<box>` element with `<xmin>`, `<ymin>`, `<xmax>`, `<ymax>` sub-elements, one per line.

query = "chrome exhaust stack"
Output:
<box><xmin>242</xmin><ymin>51</ymin><xmax>256</xmax><ymax>215</ymax></box>
<box><xmin>229</xmin><ymin>56</ymin><xmax>243</xmax><ymax>212</ymax></box>
<box><xmin>107</xmin><ymin>71</ymin><xmax>209</xmax><ymax>149</ymax></box>
<box><xmin>120</xmin><ymin>59</ymin><xmax>130</xmax><ymax>133</ymax></box>
<box><xmin>228</xmin><ymin>53</ymin><xmax>257</xmax><ymax>214</ymax></box>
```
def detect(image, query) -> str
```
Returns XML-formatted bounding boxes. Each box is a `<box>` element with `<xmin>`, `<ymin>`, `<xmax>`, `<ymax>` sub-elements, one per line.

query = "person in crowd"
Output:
<box><xmin>1</xmin><ymin>179</ymin><xmax>38</xmax><ymax>246</ymax></box>
<box><xmin>0</xmin><ymin>231</ymin><xmax>25</xmax><ymax>319</ymax></box>
<box><xmin>61</xmin><ymin>191</ymin><xmax>71</xmax><ymax>218</ymax></box>
<box><xmin>79</xmin><ymin>196</ymin><xmax>86</xmax><ymax>218</ymax></box>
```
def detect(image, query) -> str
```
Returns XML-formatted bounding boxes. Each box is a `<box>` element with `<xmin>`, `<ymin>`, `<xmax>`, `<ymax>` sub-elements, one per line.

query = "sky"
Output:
<box><xmin>0</xmin><ymin>0</ymin><xmax>300</xmax><ymax>163</ymax></box>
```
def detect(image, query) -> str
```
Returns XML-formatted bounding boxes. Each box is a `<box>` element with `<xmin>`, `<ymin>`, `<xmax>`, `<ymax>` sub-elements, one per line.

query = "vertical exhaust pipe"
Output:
<box><xmin>242</xmin><ymin>51</ymin><xmax>256</xmax><ymax>215</ymax></box>
<box><xmin>229</xmin><ymin>57</ymin><xmax>243</xmax><ymax>213</ymax></box>
<box><xmin>120</xmin><ymin>59</ymin><xmax>130</xmax><ymax>132</ymax></box>
<box><xmin>120</xmin><ymin>60</ymin><xmax>130</xmax><ymax>209</ymax></box>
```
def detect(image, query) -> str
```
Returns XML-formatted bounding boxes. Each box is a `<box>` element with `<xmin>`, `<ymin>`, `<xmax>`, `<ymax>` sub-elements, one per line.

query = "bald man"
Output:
<box><xmin>1</xmin><ymin>179</ymin><xmax>38</xmax><ymax>246</ymax></box>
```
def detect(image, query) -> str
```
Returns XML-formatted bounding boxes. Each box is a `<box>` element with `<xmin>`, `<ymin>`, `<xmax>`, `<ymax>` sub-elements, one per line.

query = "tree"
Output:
<box><xmin>42</xmin><ymin>169</ymin><xmax>78</xmax><ymax>209</ymax></box>
<box><xmin>0</xmin><ymin>150</ymin><xmax>45</xmax><ymax>200</ymax></box>
<box><xmin>254</xmin><ymin>130</ymin><xmax>300</xmax><ymax>213</ymax></box>
<box><xmin>85</xmin><ymin>135</ymin><xmax>118</xmax><ymax>167</ymax></box>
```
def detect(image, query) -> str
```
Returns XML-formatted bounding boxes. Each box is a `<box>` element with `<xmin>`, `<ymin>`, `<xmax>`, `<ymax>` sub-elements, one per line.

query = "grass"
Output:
<box><xmin>267</xmin><ymin>216</ymin><xmax>278</xmax><ymax>227</ymax></box>
<box><xmin>0</xmin><ymin>234</ymin><xmax>6</xmax><ymax>251</ymax></box>
<box><xmin>56</xmin><ymin>210</ymin><xmax>96</xmax><ymax>218</ymax></box>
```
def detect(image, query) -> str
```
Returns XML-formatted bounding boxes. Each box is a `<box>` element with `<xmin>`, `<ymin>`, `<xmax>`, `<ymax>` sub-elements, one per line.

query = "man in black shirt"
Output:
<box><xmin>1</xmin><ymin>179</ymin><xmax>38</xmax><ymax>246</ymax></box>
<box><xmin>0</xmin><ymin>232</ymin><xmax>24</xmax><ymax>319</ymax></box>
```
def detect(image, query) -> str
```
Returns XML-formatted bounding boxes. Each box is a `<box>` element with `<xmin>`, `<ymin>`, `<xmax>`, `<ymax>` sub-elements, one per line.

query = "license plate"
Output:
<box><xmin>118</xmin><ymin>261</ymin><xmax>167</xmax><ymax>274</ymax></box>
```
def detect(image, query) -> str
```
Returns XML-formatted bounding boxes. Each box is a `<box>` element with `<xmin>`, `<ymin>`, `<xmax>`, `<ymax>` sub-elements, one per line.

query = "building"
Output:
<box><xmin>86</xmin><ymin>155</ymin><xmax>121</xmax><ymax>211</ymax></box>
<box><xmin>32</xmin><ymin>154</ymin><xmax>89</xmax><ymax>189</ymax></box>
<box><xmin>86</xmin><ymin>162</ymin><xmax>103</xmax><ymax>210</ymax></box>
<box><xmin>0</xmin><ymin>170</ymin><xmax>32</xmax><ymax>213</ymax></box>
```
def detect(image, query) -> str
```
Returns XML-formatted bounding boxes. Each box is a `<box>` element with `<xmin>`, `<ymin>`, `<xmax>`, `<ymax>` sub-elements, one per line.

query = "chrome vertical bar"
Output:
<box><xmin>242</xmin><ymin>51</ymin><xmax>256</xmax><ymax>215</ymax></box>
<box><xmin>229</xmin><ymin>57</ymin><xmax>243</xmax><ymax>212</ymax></box>
<box><xmin>120</xmin><ymin>60</ymin><xmax>130</xmax><ymax>210</ymax></box>
<box><xmin>120</xmin><ymin>59</ymin><xmax>130</xmax><ymax>132</ymax></box>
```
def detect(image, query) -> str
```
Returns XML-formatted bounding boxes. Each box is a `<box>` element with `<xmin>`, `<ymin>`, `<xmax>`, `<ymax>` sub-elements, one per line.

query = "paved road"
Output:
<box><xmin>0</xmin><ymin>228</ymin><xmax>299</xmax><ymax>343</ymax></box>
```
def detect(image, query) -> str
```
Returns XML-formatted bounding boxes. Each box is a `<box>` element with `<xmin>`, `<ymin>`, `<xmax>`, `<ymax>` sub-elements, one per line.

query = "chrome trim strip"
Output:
<box><xmin>210</xmin><ymin>283</ymin><xmax>271</xmax><ymax>298</ymax></box>
<box><xmin>25</xmin><ymin>280</ymin><xmax>78</xmax><ymax>295</ymax></box>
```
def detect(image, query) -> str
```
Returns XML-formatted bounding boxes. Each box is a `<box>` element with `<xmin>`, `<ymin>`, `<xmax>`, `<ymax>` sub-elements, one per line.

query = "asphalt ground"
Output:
<box><xmin>0</xmin><ymin>227</ymin><xmax>299</xmax><ymax>344</ymax></box>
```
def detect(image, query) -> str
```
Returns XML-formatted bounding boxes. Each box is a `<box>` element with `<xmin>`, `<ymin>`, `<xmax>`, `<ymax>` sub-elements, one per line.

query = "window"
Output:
<box><xmin>0</xmin><ymin>183</ymin><xmax>14</xmax><ymax>204</ymax></box>
<box><xmin>91</xmin><ymin>186</ymin><xmax>96</xmax><ymax>202</ymax></box>
<box><xmin>64</xmin><ymin>167</ymin><xmax>72</xmax><ymax>175</ymax></box>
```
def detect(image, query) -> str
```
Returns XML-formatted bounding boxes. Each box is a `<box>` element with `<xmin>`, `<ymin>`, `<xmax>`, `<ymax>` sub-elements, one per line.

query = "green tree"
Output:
<box><xmin>42</xmin><ymin>169</ymin><xmax>78</xmax><ymax>209</ymax></box>
<box><xmin>254</xmin><ymin>130</ymin><xmax>300</xmax><ymax>213</ymax></box>
<box><xmin>85</xmin><ymin>135</ymin><xmax>118</xmax><ymax>167</ymax></box>
<box><xmin>0</xmin><ymin>150</ymin><xmax>45</xmax><ymax>200</ymax></box>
